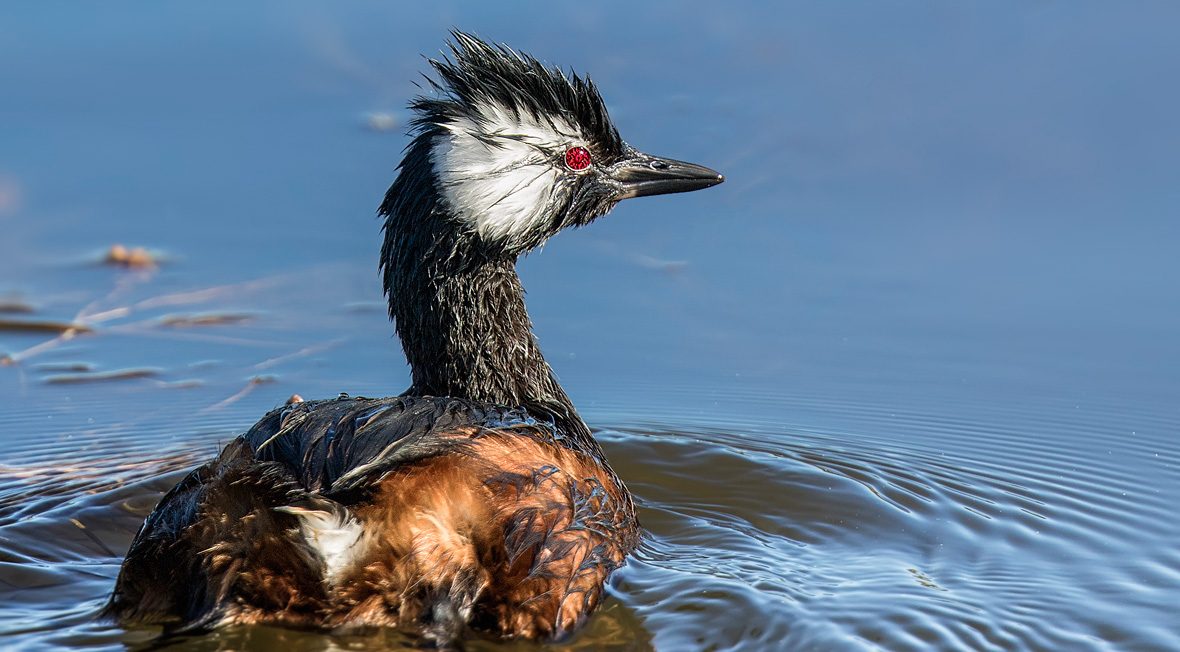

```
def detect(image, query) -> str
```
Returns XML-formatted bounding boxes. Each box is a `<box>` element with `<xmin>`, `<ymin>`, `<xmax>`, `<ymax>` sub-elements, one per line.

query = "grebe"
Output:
<box><xmin>106</xmin><ymin>31</ymin><xmax>723</xmax><ymax>643</ymax></box>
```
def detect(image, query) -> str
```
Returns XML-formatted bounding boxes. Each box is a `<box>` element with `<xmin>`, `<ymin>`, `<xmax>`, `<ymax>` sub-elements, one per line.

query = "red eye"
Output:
<box><xmin>564</xmin><ymin>146</ymin><xmax>592</xmax><ymax>171</ymax></box>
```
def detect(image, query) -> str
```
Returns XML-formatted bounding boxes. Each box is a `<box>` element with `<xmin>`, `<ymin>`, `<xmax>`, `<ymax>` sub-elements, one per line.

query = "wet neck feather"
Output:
<box><xmin>379</xmin><ymin>136</ymin><xmax>595</xmax><ymax>449</ymax></box>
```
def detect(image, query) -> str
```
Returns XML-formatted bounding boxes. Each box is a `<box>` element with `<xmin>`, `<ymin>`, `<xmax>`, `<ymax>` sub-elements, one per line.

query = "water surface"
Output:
<box><xmin>2</xmin><ymin>3</ymin><xmax>1178</xmax><ymax>650</ymax></box>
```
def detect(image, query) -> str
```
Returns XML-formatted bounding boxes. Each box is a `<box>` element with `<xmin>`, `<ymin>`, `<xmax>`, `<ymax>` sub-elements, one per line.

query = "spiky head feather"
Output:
<box><xmin>384</xmin><ymin>31</ymin><xmax>628</xmax><ymax>253</ymax></box>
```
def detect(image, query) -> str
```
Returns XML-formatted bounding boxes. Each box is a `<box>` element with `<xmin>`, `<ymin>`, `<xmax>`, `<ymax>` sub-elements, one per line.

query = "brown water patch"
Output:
<box><xmin>42</xmin><ymin>367</ymin><xmax>162</xmax><ymax>384</ymax></box>
<box><xmin>0</xmin><ymin>318</ymin><xmax>94</xmax><ymax>334</ymax></box>
<box><xmin>31</xmin><ymin>362</ymin><xmax>96</xmax><ymax>373</ymax></box>
<box><xmin>0</xmin><ymin>298</ymin><xmax>35</xmax><ymax>314</ymax></box>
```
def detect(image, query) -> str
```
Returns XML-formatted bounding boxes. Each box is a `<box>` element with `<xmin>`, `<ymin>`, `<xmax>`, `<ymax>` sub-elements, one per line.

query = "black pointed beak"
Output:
<box><xmin>609</xmin><ymin>149</ymin><xmax>725</xmax><ymax>199</ymax></box>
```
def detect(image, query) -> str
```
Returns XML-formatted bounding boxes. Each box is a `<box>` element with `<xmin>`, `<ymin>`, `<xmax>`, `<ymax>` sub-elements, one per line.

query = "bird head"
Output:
<box><xmin>400</xmin><ymin>31</ymin><xmax>724</xmax><ymax>255</ymax></box>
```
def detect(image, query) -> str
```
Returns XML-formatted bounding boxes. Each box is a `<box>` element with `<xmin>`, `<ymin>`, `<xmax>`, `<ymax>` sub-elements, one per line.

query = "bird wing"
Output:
<box><xmin>241</xmin><ymin>395</ymin><xmax>545</xmax><ymax>496</ymax></box>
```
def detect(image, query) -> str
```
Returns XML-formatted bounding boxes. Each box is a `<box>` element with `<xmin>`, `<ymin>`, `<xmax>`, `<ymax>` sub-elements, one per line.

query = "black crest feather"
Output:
<box><xmin>411</xmin><ymin>30</ymin><xmax>624</xmax><ymax>159</ymax></box>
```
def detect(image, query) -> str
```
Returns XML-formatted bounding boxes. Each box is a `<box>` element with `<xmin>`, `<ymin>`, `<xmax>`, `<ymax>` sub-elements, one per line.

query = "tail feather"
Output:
<box><xmin>107</xmin><ymin>440</ymin><xmax>329</xmax><ymax>630</ymax></box>
<box><xmin>275</xmin><ymin>497</ymin><xmax>366</xmax><ymax>585</ymax></box>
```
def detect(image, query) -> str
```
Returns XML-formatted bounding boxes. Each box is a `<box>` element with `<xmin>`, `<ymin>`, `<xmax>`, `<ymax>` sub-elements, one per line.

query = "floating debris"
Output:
<box><xmin>201</xmin><ymin>374</ymin><xmax>278</xmax><ymax>413</ymax></box>
<box><xmin>344</xmin><ymin>300</ymin><xmax>385</xmax><ymax>313</ymax></box>
<box><xmin>0</xmin><ymin>318</ymin><xmax>93</xmax><ymax>334</ymax></box>
<box><xmin>157</xmin><ymin>378</ymin><xmax>204</xmax><ymax>389</ymax></box>
<box><xmin>69</xmin><ymin>517</ymin><xmax>117</xmax><ymax>557</ymax></box>
<box><xmin>159</xmin><ymin>312</ymin><xmax>254</xmax><ymax>328</ymax></box>
<box><xmin>364</xmin><ymin>111</ymin><xmax>399</xmax><ymax>132</ymax></box>
<box><xmin>42</xmin><ymin>367</ymin><xmax>161</xmax><ymax>384</ymax></box>
<box><xmin>255</xmin><ymin>338</ymin><xmax>344</xmax><ymax>371</ymax></box>
<box><xmin>907</xmin><ymin>568</ymin><xmax>949</xmax><ymax>592</ymax></box>
<box><xmin>31</xmin><ymin>361</ymin><xmax>96</xmax><ymax>373</ymax></box>
<box><xmin>630</xmin><ymin>253</ymin><xmax>689</xmax><ymax>273</ymax></box>
<box><xmin>0</xmin><ymin>297</ymin><xmax>35</xmax><ymax>314</ymax></box>
<box><xmin>104</xmin><ymin>244</ymin><xmax>158</xmax><ymax>269</ymax></box>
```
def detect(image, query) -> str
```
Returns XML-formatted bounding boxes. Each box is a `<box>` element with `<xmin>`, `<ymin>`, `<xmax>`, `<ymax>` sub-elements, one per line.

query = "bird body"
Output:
<box><xmin>110</xmin><ymin>396</ymin><xmax>635</xmax><ymax>639</ymax></box>
<box><xmin>107</xmin><ymin>32</ymin><xmax>722</xmax><ymax>643</ymax></box>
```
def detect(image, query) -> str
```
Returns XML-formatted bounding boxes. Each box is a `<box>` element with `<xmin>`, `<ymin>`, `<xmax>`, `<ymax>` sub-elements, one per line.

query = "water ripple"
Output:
<box><xmin>1</xmin><ymin>386</ymin><xmax>1176</xmax><ymax>650</ymax></box>
<box><xmin>599</xmin><ymin>419</ymin><xmax>1180</xmax><ymax>652</ymax></box>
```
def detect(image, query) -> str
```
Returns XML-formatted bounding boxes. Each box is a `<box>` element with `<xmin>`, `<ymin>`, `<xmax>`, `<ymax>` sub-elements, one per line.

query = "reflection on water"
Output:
<box><xmin>2</xmin><ymin>1</ymin><xmax>1179</xmax><ymax>650</ymax></box>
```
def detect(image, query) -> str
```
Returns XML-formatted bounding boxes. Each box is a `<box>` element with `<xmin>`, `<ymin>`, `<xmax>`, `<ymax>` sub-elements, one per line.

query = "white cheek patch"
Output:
<box><xmin>431</xmin><ymin>100</ymin><xmax>585</xmax><ymax>247</ymax></box>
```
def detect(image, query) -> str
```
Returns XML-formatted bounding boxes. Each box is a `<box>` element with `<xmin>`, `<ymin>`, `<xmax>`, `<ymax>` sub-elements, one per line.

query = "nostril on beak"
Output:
<box><xmin>649</xmin><ymin>160</ymin><xmax>669</xmax><ymax>171</ymax></box>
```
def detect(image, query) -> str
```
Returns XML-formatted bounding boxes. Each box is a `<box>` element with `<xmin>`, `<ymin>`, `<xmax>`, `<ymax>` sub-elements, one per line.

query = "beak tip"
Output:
<box><xmin>612</xmin><ymin>155</ymin><xmax>725</xmax><ymax>198</ymax></box>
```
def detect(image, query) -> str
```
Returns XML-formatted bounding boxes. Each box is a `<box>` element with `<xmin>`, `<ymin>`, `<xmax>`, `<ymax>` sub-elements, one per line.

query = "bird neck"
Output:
<box><xmin>379</xmin><ymin>134</ymin><xmax>598</xmax><ymax>452</ymax></box>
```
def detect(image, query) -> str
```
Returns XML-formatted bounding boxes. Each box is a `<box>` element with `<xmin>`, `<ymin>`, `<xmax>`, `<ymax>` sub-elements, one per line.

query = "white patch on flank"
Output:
<box><xmin>431</xmin><ymin>99</ymin><xmax>586</xmax><ymax>247</ymax></box>
<box><xmin>276</xmin><ymin>503</ymin><xmax>366</xmax><ymax>585</ymax></box>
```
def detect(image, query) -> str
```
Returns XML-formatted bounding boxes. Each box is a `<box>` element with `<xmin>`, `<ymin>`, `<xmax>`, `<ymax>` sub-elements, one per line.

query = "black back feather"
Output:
<box><xmin>242</xmin><ymin>395</ymin><xmax>547</xmax><ymax>496</ymax></box>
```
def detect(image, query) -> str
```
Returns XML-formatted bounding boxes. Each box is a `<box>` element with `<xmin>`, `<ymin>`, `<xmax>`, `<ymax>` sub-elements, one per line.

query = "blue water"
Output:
<box><xmin>2</xmin><ymin>2</ymin><xmax>1178</xmax><ymax>650</ymax></box>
